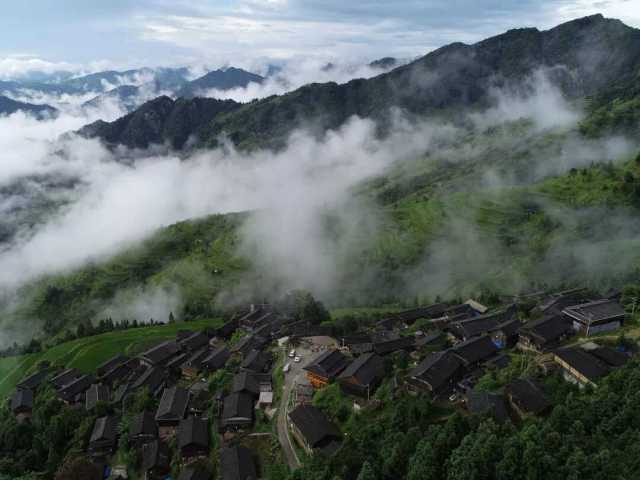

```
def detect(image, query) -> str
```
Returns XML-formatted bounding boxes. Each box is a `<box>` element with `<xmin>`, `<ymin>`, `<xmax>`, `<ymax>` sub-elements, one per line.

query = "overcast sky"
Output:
<box><xmin>1</xmin><ymin>0</ymin><xmax>638</xmax><ymax>76</ymax></box>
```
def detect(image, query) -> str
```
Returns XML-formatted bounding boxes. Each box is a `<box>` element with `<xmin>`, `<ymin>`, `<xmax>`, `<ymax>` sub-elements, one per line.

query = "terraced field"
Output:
<box><xmin>0</xmin><ymin>317</ymin><xmax>223</xmax><ymax>398</ymax></box>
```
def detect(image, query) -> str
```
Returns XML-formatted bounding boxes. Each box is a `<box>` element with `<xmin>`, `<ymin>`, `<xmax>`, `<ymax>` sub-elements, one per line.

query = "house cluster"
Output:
<box><xmin>6</xmin><ymin>288</ymin><xmax>634</xmax><ymax>476</ymax></box>
<box><xmin>292</xmin><ymin>289</ymin><xmax>632</xmax><ymax>430</ymax></box>
<box><xmin>8</xmin><ymin>303</ymin><xmax>315</xmax><ymax>479</ymax></box>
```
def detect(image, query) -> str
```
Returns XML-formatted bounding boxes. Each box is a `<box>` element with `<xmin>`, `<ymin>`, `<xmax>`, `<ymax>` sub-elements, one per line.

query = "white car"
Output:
<box><xmin>283</xmin><ymin>362</ymin><xmax>291</xmax><ymax>373</ymax></box>
<box><xmin>289</xmin><ymin>349</ymin><xmax>296</xmax><ymax>358</ymax></box>
<box><xmin>294</xmin><ymin>356</ymin><xmax>301</xmax><ymax>363</ymax></box>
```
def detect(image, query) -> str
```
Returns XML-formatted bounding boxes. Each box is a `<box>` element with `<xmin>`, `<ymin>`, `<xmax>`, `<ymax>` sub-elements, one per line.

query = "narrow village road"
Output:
<box><xmin>276</xmin><ymin>351</ymin><xmax>304</xmax><ymax>471</ymax></box>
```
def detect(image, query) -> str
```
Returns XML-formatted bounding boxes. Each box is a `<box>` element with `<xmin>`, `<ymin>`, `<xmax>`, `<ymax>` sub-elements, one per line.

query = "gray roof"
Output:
<box><xmin>178</xmin><ymin>416</ymin><xmax>209</xmax><ymax>450</ymax></box>
<box><xmin>338</xmin><ymin>353</ymin><xmax>384</xmax><ymax>386</ymax></box>
<box><xmin>288</xmin><ymin>404</ymin><xmax>341</xmax><ymax>448</ymax></box>
<box><xmin>11</xmin><ymin>389</ymin><xmax>33</xmax><ymax>411</ymax></box>
<box><xmin>232</xmin><ymin>372</ymin><xmax>261</xmax><ymax>397</ymax></box>
<box><xmin>555</xmin><ymin>347</ymin><xmax>610</xmax><ymax>382</ymax></box>
<box><xmin>130</xmin><ymin>411</ymin><xmax>158</xmax><ymax>438</ymax></box>
<box><xmin>563</xmin><ymin>299</ymin><xmax>626</xmax><ymax>325</ymax></box>
<box><xmin>452</xmin><ymin>336</ymin><xmax>498</xmax><ymax>365</ymax></box>
<box><xmin>155</xmin><ymin>386</ymin><xmax>190</xmax><ymax>422</ymax></box>
<box><xmin>142</xmin><ymin>440</ymin><xmax>170</xmax><ymax>471</ymax></box>
<box><xmin>220</xmin><ymin>446</ymin><xmax>257</xmax><ymax>480</ymax></box>
<box><xmin>90</xmin><ymin>415</ymin><xmax>118</xmax><ymax>444</ymax></box>
<box><xmin>140</xmin><ymin>340</ymin><xmax>180</xmax><ymax>365</ymax></box>
<box><xmin>409</xmin><ymin>351</ymin><xmax>463</xmax><ymax>391</ymax></box>
<box><xmin>303</xmin><ymin>350</ymin><xmax>350</xmax><ymax>379</ymax></box>
<box><xmin>86</xmin><ymin>383</ymin><xmax>110</xmax><ymax>410</ymax></box>
<box><xmin>222</xmin><ymin>392</ymin><xmax>253</xmax><ymax>421</ymax></box>
<box><xmin>17</xmin><ymin>369</ymin><xmax>49</xmax><ymax>390</ymax></box>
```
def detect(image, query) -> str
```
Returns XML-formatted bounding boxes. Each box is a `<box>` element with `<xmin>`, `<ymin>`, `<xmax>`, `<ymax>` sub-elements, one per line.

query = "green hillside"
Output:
<box><xmin>0</xmin><ymin>317</ymin><xmax>223</xmax><ymax>398</ymax></box>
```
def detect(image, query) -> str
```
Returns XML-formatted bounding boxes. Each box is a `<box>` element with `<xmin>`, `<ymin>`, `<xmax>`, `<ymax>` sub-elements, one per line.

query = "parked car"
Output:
<box><xmin>294</xmin><ymin>356</ymin><xmax>301</xmax><ymax>363</ymax></box>
<box><xmin>283</xmin><ymin>362</ymin><xmax>291</xmax><ymax>373</ymax></box>
<box><xmin>289</xmin><ymin>349</ymin><xmax>296</xmax><ymax>358</ymax></box>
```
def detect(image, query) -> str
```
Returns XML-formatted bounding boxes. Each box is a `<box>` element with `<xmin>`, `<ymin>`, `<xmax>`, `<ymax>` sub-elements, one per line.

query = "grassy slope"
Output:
<box><xmin>0</xmin><ymin>317</ymin><xmax>223</xmax><ymax>398</ymax></box>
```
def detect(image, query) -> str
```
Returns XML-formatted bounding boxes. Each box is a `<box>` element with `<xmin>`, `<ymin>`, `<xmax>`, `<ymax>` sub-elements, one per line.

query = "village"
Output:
<box><xmin>7</xmin><ymin>287</ymin><xmax>634</xmax><ymax>480</ymax></box>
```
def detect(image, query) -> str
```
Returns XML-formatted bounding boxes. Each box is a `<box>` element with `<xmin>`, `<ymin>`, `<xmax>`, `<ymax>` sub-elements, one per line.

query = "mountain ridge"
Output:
<box><xmin>78</xmin><ymin>14</ymin><xmax>640</xmax><ymax>151</ymax></box>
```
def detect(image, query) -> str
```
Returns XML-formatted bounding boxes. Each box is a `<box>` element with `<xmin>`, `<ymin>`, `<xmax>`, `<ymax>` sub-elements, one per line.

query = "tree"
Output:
<box><xmin>356</xmin><ymin>461</ymin><xmax>378</xmax><ymax>480</ymax></box>
<box><xmin>54</xmin><ymin>455</ymin><xmax>99</xmax><ymax>480</ymax></box>
<box><xmin>169</xmin><ymin>311</ymin><xmax>176</xmax><ymax>324</ymax></box>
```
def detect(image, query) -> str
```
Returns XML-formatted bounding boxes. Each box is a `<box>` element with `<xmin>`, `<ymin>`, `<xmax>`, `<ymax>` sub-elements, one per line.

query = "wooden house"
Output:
<box><xmin>407</xmin><ymin>351</ymin><xmax>464</xmax><ymax>397</ymax></box>
<box><xmin>337</xmin><ymin>353</ymin><xmax>385</xmax><ymax>398</ymax></box>
<box><xmin>219</xmin><ymin>446</ymin><xmax>258</xmax><ymax>480</ymax></box>
<box><xmin>562</xmin><ymin>299</ymin><xmax>626</xmax><ymax>336</ymax></box>
<box><xmin>220</xmin><ymin>392</ymin><xmax>254</xmax><ymax>431</ymax></box>
<box><xmin>155</xmin><ymin>386</ymin><xmax>190</xmax><ymax>438</ymax></box>
<box><xmin>85</xmin><ymin>383</ymin><xmax>110</xmax><ymax>411</ymax></box>
<box><xmin>201</xmin><ymin>347</ymin><xmax>231</xmax><ymax>372</ymax></box>
<box><xmin>139</xmin><ymin>340</ymin><xmax>181</xmax><ymax>368</ymax></box>
<box><xmin>288</xmin><ymin>404</ymin><xmax>341</xmax><ymax>455</ymax></box>
<box><xmin>517</xmin><ymin>315</ymin><xmax>573</xmax><ymax>352</ymax></box>
<box><xmin>505</xmin><ymin>378</ymin><xmax>551</xmax><ymax>418</ymax></box>
<box><xmin>129</xmin><ymin>410</ymin><xmax>158</xmax><ymax>448</ymax></box>
<box><xmin>141</xmin><ymin>440</ymin><xmax>171</xmax><ymax>480</ymax></box>
<box><xmin>10</xmin><ymin>389</ymin><xmax>33</xmax><ymax>423</ymax></box>
<box><xmin>178</xmin><ymin>416</ymin><xmax>209</xmax><ymax>460</ymax></box>
<box><xmin>88</xmin><ymin>415</ymin><xmax>119</xmax><ymax>458</ymax></box>
<box><xmin>553</xmin><ymin>345</ymin><xmax>627</xmax><ymax>387</ymax></box>
<box><xmin>303</xmin><ymin>349</ymin><xmax>350</xmax><ymax>389</ymax></box>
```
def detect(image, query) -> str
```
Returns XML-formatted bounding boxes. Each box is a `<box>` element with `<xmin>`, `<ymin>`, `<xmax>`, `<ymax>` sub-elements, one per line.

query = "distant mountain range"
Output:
<box><xmin>0</xmin><ymin>95</ymin><xmax>57</xmax><ymax>118</ymax></box>
<box><xmin>79</xmin><ymin>15</ymin><xmax>640</xmax><ymax>151</ymax></box>
<box><xmin>0</xmin><ymin>57</ymin><xmax>401</xmax><ymax>118</ymax></box>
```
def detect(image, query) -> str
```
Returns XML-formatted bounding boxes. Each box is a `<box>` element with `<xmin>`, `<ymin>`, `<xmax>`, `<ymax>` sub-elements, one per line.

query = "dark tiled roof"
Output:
<box><xmin>554</xmin><ymin>348</ymin><xmax>610</xmax><ymax>382</ymax></box>
<box><xmin>217</xmin><ymin>319</ymin><xmax>239</xmax><ymax>338</ymax></box>
<box><xmin>222</xmin><ymin>392</ymin><xmax>254</xmax><ymax>421</ymax></box>
<box><xmin>11</xmin><ymin>389</ymin><xmax>33</xmax><ymax>411</ymax></box>
<box><xmin>178</xmin><ymin>467</ymin><xmax>211</xmax><ymax>480</ymax></box>
<box><xmin>240</xmin><ymin>349</ymin><xmax>270</xmax><ymax>372</ymax></box>
<box><xmin>96</xmin><ymin>354</ymin><xmax>130</xmax><ymax>377</ymax></box>
<box><xmin>449</xmin><ymin>305</ymin><xmax>518</xmax><ymax>340</ymax></box>
<box><xmin>130</xmin><ymin>411</ymin><xmax>158</xmax><ymax>438</ymax></box>
<box><xmin>182</xmin><ymin>347</ymin><xmax>210</xmax><ymax>370</ymax></box>
<box><xmin>131</xmin><ymin>366</ymin><xmax>167</xmax><ymax>393</ymax></box>
<box><xmin>142</xmin><ymin>440</ymin><xmax>170</xmax><ymax>471</ymax></box>
<box><xmin>373</xmin><ymin>336</ymin><xmax>415</xmax><ymax>355</ymax></box>
<box><xmin>179</xmin><ymin>331</ymin><xmax>209</xmax><ymax>351</ymax></box>
<box><xmin>155</xmin><ymin>386</ymin><xmax>190</xmax><ymax>422</ymax></box>
<box><xmin>409</xmin><ymin>351</ymin><xmax>463</xmax><ymax>391</ymax></box>
<box><xmin>396</xmin><ymin>304</ymin><xmax>449</xmax><ymax>323</ymax></box>
<box><xmin>58</xmin><ymin>374</ymin><xmax>94</xmax><ymax>402</ymax></box>
<box><xmin>232</xmin><ymin>372</ymin><xmax>261</xmax><ymax>397</ymax></box>
<box><xmin>538</xmin><ymin>289</ymin><xmax>587</xmax><ymax>314</ymax></box>
<box><xmin>140</xmin><ymin>340</ymin><xmax>180</xmax><ymax>365</ymax></box>
<box><xmin>202</xmin><ymin>347</ymin><xmax>230</xmax><ymax>370</ymax></box>
<box><xmin>590</xmin><ymin>346</ymin><xmax>629</xmax><ymax>367</ymax></box>
<box><xmin>178</xmin><ymin>416</ymin><xmax>209</xmax><ymax>449</ymax></box>
<box><xmin>50</xmin><ymin>368</ymin><xmax>82</xmax><ymax>389</ymax></box>
<box><xmin>466</xmin><ymin>391</ymin><xmax>509</xmax><ymax>423</ymax></box>
<box><xmin>90</xmin><ymin>415</ymin><xmax>118</xmax><ymax>444</ymax></box>
<box><xmin>505</xmin><ymin>378</ymin><xmax>551</xmax><ymax>415</ymax></box>
<box><xmin>452</xmin><ymin>336</ymin><xmax>498</xmax><ymax>365</ymax></box>
<box><xmin>563</xmin><ymin>299</ymin><xmax>626</xmax><ymax>325</ymax></box>
<box><xmin>338</xmin><ymin>353</ymin><xmax>384</xmax><ymax>386</ymax></box>
<box><xmin>288</xmin><ymin>404</ymin><xmax>341</xmax><ymax>448</ymax></box>
<box><xmin>86</xmin><ymin>384</ymin><xmax>110</xmax><ymax>410</ymax></box>
<box><xmin>220</xmin><ymin>446</ymin><xmax>257</xmax><ymax>480</ymax></box>
<box><xmin>519</xmin><ymin>315</ymin><xmax>572</xmax><ymax>344</ymax></box>
<box><xmin>17</xmin><ymin>369</ymin><xmax>50</xmax><ymax>390</ymax></box>
<box><xmin>340</xmin><ymin>334</ymin><xmax>372</xmax><ymax>346</ymax></box>
<box><xmin>303</xmin><ymin>350</ymin><xmax>350</xmax><ymax>379</ymax></box>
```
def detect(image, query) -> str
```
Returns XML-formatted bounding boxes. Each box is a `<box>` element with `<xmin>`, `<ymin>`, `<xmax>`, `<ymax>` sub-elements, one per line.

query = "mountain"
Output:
<box><xmin>82</xmin><ymin>15</ymin><xmax>640</xmax><ymax>152</ymax></box>
<box><xmin>82</xmin><ymin>84</ymin><xmax>145</xmax><ymax>112</ymax></box>
<box><xmin>369</xmin><ymin>57</ymin><xmax>398</xmax><ymax>69</ymax></box>
<box><xmin>0</xmin><ymin>95</ymin><xmax>57</xmax><ymax>118</ymax></box>
<box><xmin>176</xmin><ymin>67</ymin><xmax>264</xmax><ymax>98</ymax></box>
<box><xmin>78</xmin><ymin>96</ymin><xmax>241</xmax><ymax>149</ymax></box>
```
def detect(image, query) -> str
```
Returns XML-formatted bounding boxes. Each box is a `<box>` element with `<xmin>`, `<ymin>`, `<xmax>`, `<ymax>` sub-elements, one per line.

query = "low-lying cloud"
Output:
<box><xmin>0</xmin><ymin>70</ymin><xmax>638</xmax><ymax>339</ymax></box>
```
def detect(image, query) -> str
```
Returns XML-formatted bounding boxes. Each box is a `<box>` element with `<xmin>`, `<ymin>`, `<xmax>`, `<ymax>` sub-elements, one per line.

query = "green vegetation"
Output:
<box><xmin>291</xmin><ymin>361</ymin><xmax>640</xmax><ymax>480</ymax></box>
<box><xmin>0</xmin><ymin>317</ymin><xmax>223</xmax><ymax>398</ymax></box>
